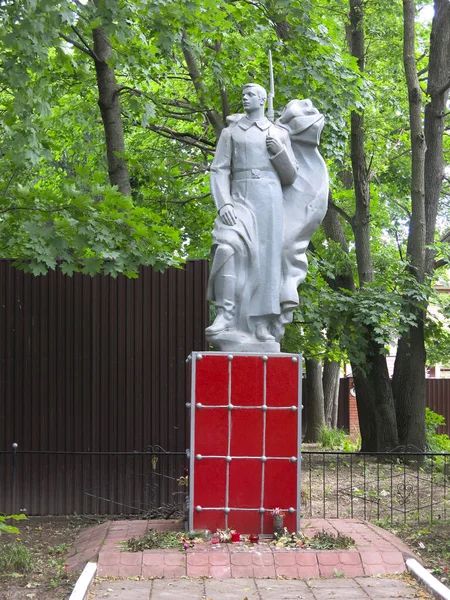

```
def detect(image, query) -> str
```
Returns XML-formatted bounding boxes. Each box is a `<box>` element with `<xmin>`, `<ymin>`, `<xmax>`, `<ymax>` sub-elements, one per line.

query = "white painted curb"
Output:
<box><xmin>69</xmin><ymin>562</ymin><xmax>97</xmax><ymax>600</ymax></box>
<box><xmin>406</xmin><ymin>557</ymin><xmax>450</xmax><ymax>600</ymax></box>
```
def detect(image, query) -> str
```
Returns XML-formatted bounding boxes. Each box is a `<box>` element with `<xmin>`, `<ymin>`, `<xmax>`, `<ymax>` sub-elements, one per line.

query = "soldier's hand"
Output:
<box><xmin>219</xmin><ymin>204</ymin><xmax>237</xmax><ymax>226</ymax></box>
<box><xmin>266</xmin><ymin>135</ymin><xmax>283</xmax><ymax>156</ymax></box>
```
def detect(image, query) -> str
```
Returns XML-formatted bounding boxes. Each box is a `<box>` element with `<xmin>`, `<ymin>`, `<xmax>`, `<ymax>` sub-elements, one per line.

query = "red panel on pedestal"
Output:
<box><xmin>265</xmin><ymin>411</ymin><xmax>298</xmax><ymax>457</ymax></box>
<box><xmin>230</xmin><ymin>409</ymin><xmax>263</xmax><ymax>457</ymax></box>
<box><xmin>190</xmin><ymin>353</ymin><xmax>301</xmax><ymax>535</ymax></box>
<box><xmin>195</xmin><ymin>408</ymin><xmax>228</xmax><ymax>456</ymax></box>
<box><xmin>266</xmin><ymin>358</ymin><xmax>298</xmax><ymax>406</ymax></box>
<box><xmin>193</xmin><ymin>510</ymin><xmax>226</xmax><ymax>532</ymax></box>
<box><xmin>195</xmin><ymin>355</ymin><xmax>229</xmax><ymax>405</ymax></box>
<box><xmin>227</xmin><ymin>510</ymin><xmax>261</xmax><ymax>535</ymax></box>
<box><xmin>264</xmin><ymin>460</ymin><xmax>297</xmax><ymax>510</ymax></box>
<box><xmin>231</xmin><ymin>357</ymin><xmax>264</xmax><ymax>406</ymax></box>
<box><xmin>193</xmin><ymin>458</ymin><xmax>226</xmax><ymax>509</ymax></box>
<box><xmin>229</xmin><ymin>459</ymin><xmax>262</xmax><ymax>508</ymax></box>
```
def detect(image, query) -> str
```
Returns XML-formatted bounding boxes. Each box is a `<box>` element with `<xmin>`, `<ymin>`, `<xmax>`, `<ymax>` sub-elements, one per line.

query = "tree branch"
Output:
<box><xmin>138</xmin><ymin>121</ymin><xmax>216</xmax><ymax>154</ymax></box>
<box><xmin>59</xmin><ymin>32</ymin><xmax>94</xmax><ymax>58</ymax></box>
<box><xmin>436</xmin><ymin>76</ymin><xmax>450</xmax><ymax>97</ymax></box>
<box><xmin>328</xmin><ymin>199</ymin><xmax>354</xmax><ymax>226</ymax></box>
<box><xmin>181</xmin><ymin>30</ymin><xmax>224</xmax><ymax>138</ymax></box>
<box><xmin>71</xmin><ymin>25</ymin><xmax>98</xmax><ymax>60</ymax></box>
<box><xmin>435</xmin><ymin>257</ymin><xmax>449</xmax><ymax>269</ymax></box>
<box><xmin>152</xmin><ymin>192</ymin><xmax>210</xmax><ymax>206</ymax></box>
<box><xmin>440</xmin><ymin>230</ymin><xmax>450</xmax><ymax>243</ymax></box>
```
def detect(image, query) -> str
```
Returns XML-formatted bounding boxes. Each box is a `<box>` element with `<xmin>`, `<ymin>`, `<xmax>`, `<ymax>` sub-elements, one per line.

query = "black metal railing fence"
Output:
<box><xmin>302</xmin><ymin>450</ymin><xmax>450</xmax><ymax>525</ymax></box>
<box><xmin>0</xmin><ymin>446</ymin><xmax>188</xmax><ymax>517</ymax></box>
<box><xmin>2</xmin><ymin>448</ymin><xmax>450</xmax><ymax>525</ymax></box>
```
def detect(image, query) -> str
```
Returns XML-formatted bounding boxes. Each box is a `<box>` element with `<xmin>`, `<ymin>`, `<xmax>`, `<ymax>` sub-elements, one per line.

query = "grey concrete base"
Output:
<box><xmin>89</xmin><ymin>576</ymin><xmax>430</xmax><ymax>599</ymax></box>
<box><xmin>407</xmin><ymin>557</ymin><xmax>450</xmax><ymax>600</ymax></box>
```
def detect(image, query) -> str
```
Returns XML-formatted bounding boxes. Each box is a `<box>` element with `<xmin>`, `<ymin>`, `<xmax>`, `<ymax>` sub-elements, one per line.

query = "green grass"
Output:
<box><xmin>0</xmin><ymin>543</ymin><xmax>33</xmax><ymax>573</ymax></box>
<box><xmin>319</xmin><ymin>426</ymin><xmax>347</xmax><ymax>450</ymax></box>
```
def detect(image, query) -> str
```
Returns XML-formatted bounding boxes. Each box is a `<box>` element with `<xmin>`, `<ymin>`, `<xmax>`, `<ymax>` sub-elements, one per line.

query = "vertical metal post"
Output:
<box><xmin>12</xmin><ymin>442</ymin><xmax>18</xmax><ymax>513</ymax></box>
<box><xmin>296</xmin><ymin>355</ymin><xmax>302</xmax><ymax>532</ymax></box>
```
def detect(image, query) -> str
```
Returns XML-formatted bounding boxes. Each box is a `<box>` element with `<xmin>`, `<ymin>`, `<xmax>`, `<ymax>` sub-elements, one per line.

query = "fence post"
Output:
<box><xmin>12</xmin><ymin>442</ymin><xmax>18</xmax><ymax>514</ymax></box>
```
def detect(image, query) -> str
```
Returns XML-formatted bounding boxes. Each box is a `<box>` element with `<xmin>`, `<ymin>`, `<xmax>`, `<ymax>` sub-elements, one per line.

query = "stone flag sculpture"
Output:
<box><xmin>206</xmin><ymin>83</ymin><xmax>328</xmax><ymax>352</ymax></box>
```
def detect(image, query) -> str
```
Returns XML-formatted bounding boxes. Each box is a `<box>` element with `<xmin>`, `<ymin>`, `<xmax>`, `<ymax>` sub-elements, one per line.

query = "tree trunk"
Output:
<box><xmin>323</xmin><ymin>359</ymin><xmax>340</xmax><ymax>428</ymax></box>
<box><xmin>92</xmin><ymin>27</ymin><xmax>131</xmax><ymax>195</ymax></box>
<box><xmin>321</xmin><ymin>0</ymin><xmax>399</xmax><ymax>452</ymax></box>
<box><xmin>424</xmin><ymin>0</ymin><xmax>450</xmax><ymax>276</ymax></box>
<box><xmin>392</xmin><ymin>0</ymin><xmax>427</xmax><ymax>451</ymax></box>
<box><xmin>393</xmin><ymin>0</ymin><xmax>450</xmax><ymax>451</ymax></box>
<box><xmin>303</xmin><ymin>358</ymin><xmax>325</xmax><ymax>443</ymax></box>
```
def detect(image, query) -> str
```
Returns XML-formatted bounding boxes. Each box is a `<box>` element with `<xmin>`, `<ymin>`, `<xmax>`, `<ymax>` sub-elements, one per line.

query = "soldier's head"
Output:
<box><xmin>242</xmin><ymin>83</ymin><xmax>267</xmax><ymax>113</ymax></box>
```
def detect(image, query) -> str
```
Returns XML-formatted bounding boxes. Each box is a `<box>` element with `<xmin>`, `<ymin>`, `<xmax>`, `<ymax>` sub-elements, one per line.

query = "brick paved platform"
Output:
<box><xmin>67</xmin><ymin>518</ymin><xmax>417</xmax><ymax>579</ymax></box>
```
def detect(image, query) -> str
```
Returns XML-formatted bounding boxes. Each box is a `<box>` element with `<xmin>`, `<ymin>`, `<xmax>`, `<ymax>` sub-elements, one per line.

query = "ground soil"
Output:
<box><xmin>0</xmin><ymin>516</ymin><xmax>96</xmax><ymax>600</ymax></box>
<box><xmin>386</xmin><ymin>521</ymin><xmax>450</xmax><ymax>585</ymax></box>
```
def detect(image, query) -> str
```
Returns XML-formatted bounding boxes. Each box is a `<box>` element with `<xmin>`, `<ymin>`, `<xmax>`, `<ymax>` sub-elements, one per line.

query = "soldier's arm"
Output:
<box><xmin>267</xmin><ymin>129</ymin><xmax>298</xmax><ymax>186</ymax></box>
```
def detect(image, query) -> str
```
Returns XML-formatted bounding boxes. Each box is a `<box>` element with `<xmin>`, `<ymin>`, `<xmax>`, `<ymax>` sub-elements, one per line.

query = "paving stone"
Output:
<box><xmin>296</xmin><ymin>552</ymin><xmax>318</xmax><ymax>566</ymax></box>
<box><xmin>354</xmin><ymin>577</ymin><xmax>419</xmax><ymax>599</ymax></box>
<box><xmin>151</xmin><ymin>578</ymin><xmax>204</xmax><ymax>600</ymax></box>
<box><xmin>275</xmin><ymin>565</ymin><xmax>299</xmax><ymax>577</ymax></box>
<box><xmin>120</xmin><ymin>551</ymin><xmax>142</xmax><ymax>566</ymax></box>
<box><xmin>297</xmin><ymin>565</ymin><xmax>320</xmax><ymax>578</ymax></box>
<box><xmin>90</xmin><ymin>579</ymin><xmax>151</xmax><ymax>599</ymax></box>
<box><xmin>209</xmin><ymin>564</ymin><xmax>232</xmax><ymax>578</ymax></box>
<box><xmin>119</xmin><ymin>563</ymin><xmax>142</xmax><ymax>577</ymax></box>
<box><xmin>141</xmin><ymin>564</ymin><xmax>164</xmax><ymax>577</ymax></box>
<box><xmin>230</xmin><ymin>552</ymin><xmax>253</xmax><ymax>566</ymax></box>
<box><xmin>187</xmin><ymin>552</ymin><xmax>209</xmax><ymax>566</ymax></box>
<box><xmin>360</xmin><ymin>550</ymin><xmax>383</xmax><ymax>565</ymax></box>
<box><xmin>274</xmin><ymin>552</ymin><xmax>296</xmax><ymax>566</ymax></box>
<box><xmin>316</xmin><ymin>552</ymin><xmax>340</xmax><ymax>566</ymax></box>
<box><xmin>253</xmin><ymin>565</ymin><xmax>276</xmax><ymax>577</ymax></box>
<box><xmin>256</xmin><ymin>579</ymin><xmax>315</xmax><ymax>599</ymax></box>
<box><xmin>339</xmin><ymin>552</ymin><xmax>362</xmax><ymax>566</ymax></box>
<box><xmin>231</xmin><ymin>564</ymin><xmax>255</xmax><ymax>577</ymax></box>
<box><xmin>187</xmin><ymin>563</ymin><xmax>210</xmax><ymax>577</ymax></box>
<box><xmin>163</xmin><ymin>552</ymin><xmax>185</xmax><ymax>566</ymax></box>
<box><xmin>340</xmin><ymin>564</ymin><xmax>364</xmax><ymax>577</ymax></box>
<box><xmin>162</xmin><ymin>565</ymin><xmax>186</xmax><ymax>577</ymax></box>
<box><xmin>209</xmin><ymin>552</ymin><xmax>230</xmax><ymax>566</ymax></box>
<box><xmin>98</xmin><ymin>552</ymin><xmax>120</xmax><ymax>566</ymax></box>
<box><xmin>363</xmin><ymin>563</ymin><xmax>387</xmax><ymax>575</ymax></box>
<box><xmin>142</xmin><ymin>552</ymin><xmax>164</xmax><ymax>566</ymax></box>
<box><xmin>205</xmin><ymin>578</ymin><xmax>260</xmax><ymax>599</ymax></box>
<box><xmin>252</xmin><ymin>552</ymin><xmax>274</xmax><ymax>566</ymax></box>
<box><xmin>96</xmin><ymin>564</ymin><xmax>120</xmax><ymax>577</ymax></box>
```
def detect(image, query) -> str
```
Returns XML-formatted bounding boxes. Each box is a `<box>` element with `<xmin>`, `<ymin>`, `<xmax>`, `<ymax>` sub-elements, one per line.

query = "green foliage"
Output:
<box><xmin>0</xmin><ymin>514</ymin><xmax>27</xmax><ymax>536</ymax></box>
<box><xmin>425</xmin><ymin>409</ymin><xmax>450</xmax><ymax>453</ymax></box>
<box><xmin>319</xmin><ymin>426</ymin><xmax>347</xmax><ymax>450</ymax></box>
<box><xmin>0</xmin><ymin>543</ymin><xmax>33</xmax><ymax>573</ymax></box>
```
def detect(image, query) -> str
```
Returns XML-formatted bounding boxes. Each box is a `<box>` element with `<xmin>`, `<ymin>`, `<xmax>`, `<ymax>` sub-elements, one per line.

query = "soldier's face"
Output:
<box><xmin>242</xmin><ymin>88</ymin><xmax>262</xmax><ymax>112</ymax></box>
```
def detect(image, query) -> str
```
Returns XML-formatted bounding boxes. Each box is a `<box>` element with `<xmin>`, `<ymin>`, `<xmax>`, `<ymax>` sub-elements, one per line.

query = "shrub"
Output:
<box><xmin>0</xmin><ymin>543</ymin><xmax>33</xmax><ymax>573</ymax></box>
<box><xmin>425</xmin><ymin>408</ymin><xmax>450</xmax><ymax>453</ymax></box>
<box><xmin>319</xmin><ymin>426</ymin><xmax>347</xmax><ymax>450</ymax></box>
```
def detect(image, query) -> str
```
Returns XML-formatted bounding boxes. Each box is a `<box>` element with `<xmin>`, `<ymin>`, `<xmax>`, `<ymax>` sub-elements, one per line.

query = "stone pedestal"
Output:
<box><xmin>187</xmin><ymin>352</ymin><xmax>302</xmax><ymax>535</ymax></box>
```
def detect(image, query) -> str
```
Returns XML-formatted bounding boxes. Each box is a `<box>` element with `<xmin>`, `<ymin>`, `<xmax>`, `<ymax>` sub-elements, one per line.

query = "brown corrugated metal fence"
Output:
<box><xmin>0</xmin><ymin>260</ymin><xmax>209</xmax><ymax>514</ymax></box>
<box><xmin>426</xmin><ymin>379</ymin><xmax>450</xmax><ymax>434</ymax></box>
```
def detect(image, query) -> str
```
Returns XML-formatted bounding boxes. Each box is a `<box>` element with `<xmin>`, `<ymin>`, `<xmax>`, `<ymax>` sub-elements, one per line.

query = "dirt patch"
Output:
<box><xmin>386</xmin><ymin>521</ymin><xmax>450</xmax><ymax>586</ymax></box>
<box><xmin>0</xmin><ymin>516</ymin><xmax>96</xmax><ymax>600</ymax></box>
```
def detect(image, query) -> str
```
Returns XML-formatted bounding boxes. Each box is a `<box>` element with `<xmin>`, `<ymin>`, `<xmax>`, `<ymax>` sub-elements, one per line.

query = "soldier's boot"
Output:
<box><xmin>206</xmin><ymin>275</ymin><xmax>237</xmax><ymax>335</ymax></box>
<box><xmin>255</xmin><ymin>321</ymin><xmax>276</xmax><ymax>342</ymax></box>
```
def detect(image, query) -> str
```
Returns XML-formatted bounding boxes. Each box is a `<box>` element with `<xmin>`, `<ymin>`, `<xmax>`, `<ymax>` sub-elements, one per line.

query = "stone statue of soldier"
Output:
<box><xmin>206</xmin><ymin>83</ymin><xmax>328</xmax><ymax>352</ymax></box>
